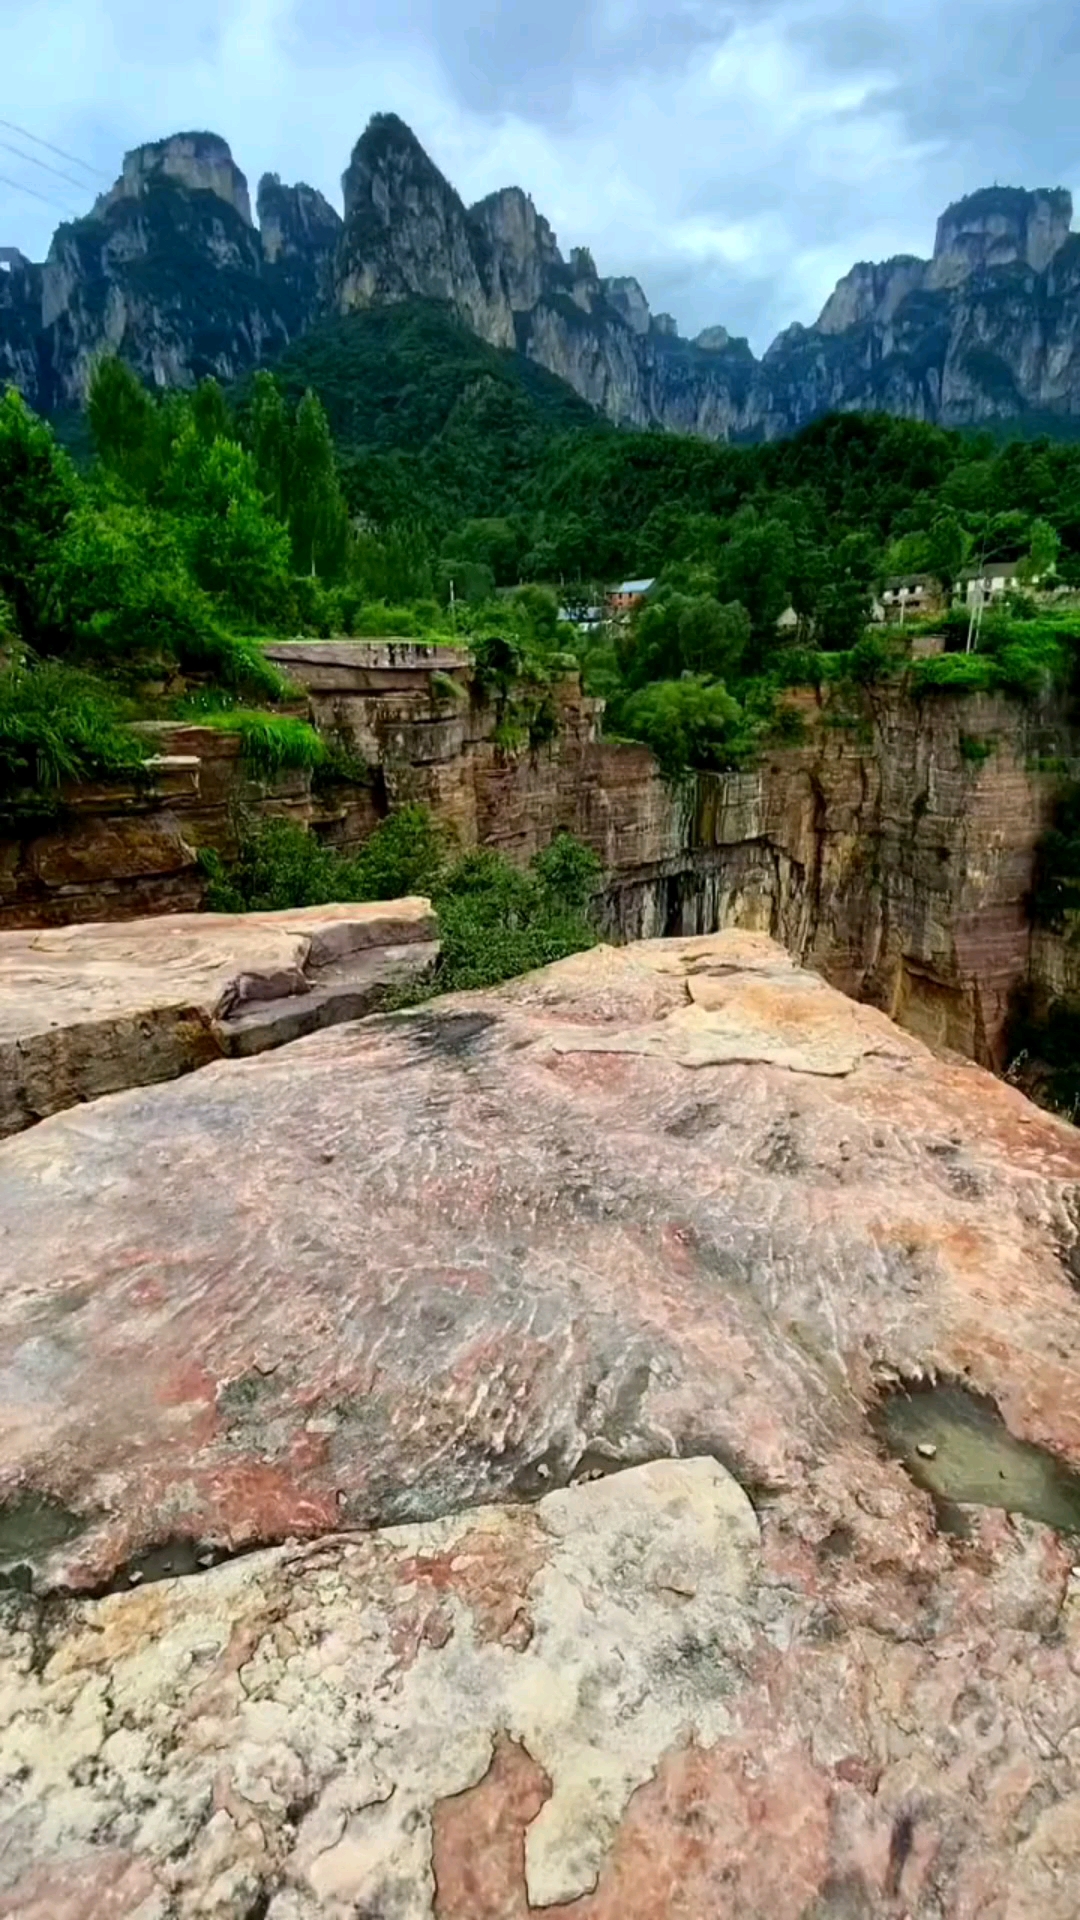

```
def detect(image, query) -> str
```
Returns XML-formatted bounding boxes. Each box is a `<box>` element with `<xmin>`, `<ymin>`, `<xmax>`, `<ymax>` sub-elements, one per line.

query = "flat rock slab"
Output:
<box><xmin>4</xmin><ymin>1457</ymin><xmax>1080</xmax><ymax>1919</ymax></box>
<box><xmin>4</xmin><ymin>925</ymin><xmax>1080</xmax><ymax>1591</ymax></box>
<box><xmin>6</xmin><ymin>929</ymin><xmax>1080</xmax><ymax>1912</ymax></box>
<box><xmin>0</xmin><ymin>899</ymin><xmax>437</xmax><ymax>1134</ymax></box>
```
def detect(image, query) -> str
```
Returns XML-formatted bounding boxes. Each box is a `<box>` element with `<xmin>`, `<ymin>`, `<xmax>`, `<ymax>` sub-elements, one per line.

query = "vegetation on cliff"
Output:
<box><xmin>202</xmin><ymin>807</ymin><xmax>602</xmax><ymax>996</ymax></box>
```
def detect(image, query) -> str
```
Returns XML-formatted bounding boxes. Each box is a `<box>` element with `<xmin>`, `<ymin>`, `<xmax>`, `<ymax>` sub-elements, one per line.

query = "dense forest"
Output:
<box><xmin>9</xmin><ymin>298</ymin><xmax>1080</xmax><ymax>790</ymax></box>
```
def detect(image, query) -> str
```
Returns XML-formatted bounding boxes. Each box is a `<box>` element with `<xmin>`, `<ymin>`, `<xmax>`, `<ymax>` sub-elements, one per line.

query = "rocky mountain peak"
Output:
<box><xmin>96</xmin><ymin>131</ymin><xmax>253</xmax><ymax>226</ymax></box>
<box><xmin>814</xmin><ymin>254</ymin><xmax>928</xmax><ymax>336</ymax></box>
<box><xmin>604</xmin><ymin>276</ymin><xmax>652</xmax><ymax>336</ymax></box>
<box><xmin>930</xmin><ymin>183</ymin><xmax>1073</xmax><ymax>285</ymax></box>
<box><xmin>256</xmin><ymin>174</ymin><xmax>342</xmax><ymax>265</ymax></box>
<box><xmin>469</xmin><ymin>185</ymin><xmax>562</xmax><ymax>314</ymax></box>
<box><xmin>336</xmin><ymin>113</ymin><xmax>515</xmax><ymax>348</ymax></box>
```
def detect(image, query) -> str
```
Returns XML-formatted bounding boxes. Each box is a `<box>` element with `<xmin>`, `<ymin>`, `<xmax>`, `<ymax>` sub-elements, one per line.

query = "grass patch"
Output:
<box><xmin>199</xmin><ymin>709</ymin><xmax>327</xmax><ymax>779</ymax></box>
<box><xmin>0</xmin><ymin>662</ymin><xmax>145</xmax><ymax>824</ymax></box>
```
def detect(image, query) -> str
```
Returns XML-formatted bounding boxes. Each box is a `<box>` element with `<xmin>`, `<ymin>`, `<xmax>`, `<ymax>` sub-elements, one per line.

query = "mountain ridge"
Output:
<box><xmin>3</xmin><ymin>114</ymin><xmax>1080</xmax><ymax>441</ymax></box>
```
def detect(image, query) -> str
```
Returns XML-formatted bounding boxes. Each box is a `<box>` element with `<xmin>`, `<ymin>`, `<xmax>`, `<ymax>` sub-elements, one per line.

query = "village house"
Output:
<box><xmin>874</xmin><ymin>574</ymin><xmax>946</xmax><ymax>621</ymax></box>
<box><xmin>955</xmin><ymin>561</ymin><xmax>1044</xmax><ymax>604</ymax></box>
<box><xmin>606</xmin><ymin>577</ymin><xmax>657</xmax><ymax>616</ymax></box>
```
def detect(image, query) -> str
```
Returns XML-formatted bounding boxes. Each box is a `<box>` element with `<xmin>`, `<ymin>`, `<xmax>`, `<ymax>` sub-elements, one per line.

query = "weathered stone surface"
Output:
<box><xmin>2</xmin><ymin>928</ymin><xmax>1080</xmax><ymax>1601</ymax></box>
<box><xmin>0</xmin><ymin>900</ymin><xmax>437</xmax><ymax>1134</ymax></box>
<box><xmin>5</xmin><ymin>933</ymin><xmax>1080</xmax><ymax>1910</ymax></box>
<box><xmin>3</xmin><ymin>1450</ymin><xmax>1080</xmax><ymax>1919</ymax></box>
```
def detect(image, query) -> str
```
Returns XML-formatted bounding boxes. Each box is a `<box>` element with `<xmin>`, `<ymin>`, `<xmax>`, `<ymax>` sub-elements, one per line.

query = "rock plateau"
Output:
<box><xmin>4</xmin><ymin>930</ymin><xmax>1080</xmax><ymax>1913</ymax></box>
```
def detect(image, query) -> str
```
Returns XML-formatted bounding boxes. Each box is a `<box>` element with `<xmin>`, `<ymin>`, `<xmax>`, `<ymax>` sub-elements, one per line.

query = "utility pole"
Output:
<box><xmin>449</xmin><ymin>576</ymin><xmax>456</xmax><ymax>630</ymax></box>
<box><xmin>966</xmin><ymin>512</ymin><xmax>991</xmax><ymax>654</ymax></box>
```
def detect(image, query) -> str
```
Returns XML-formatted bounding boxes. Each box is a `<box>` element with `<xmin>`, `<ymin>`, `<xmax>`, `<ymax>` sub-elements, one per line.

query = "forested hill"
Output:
<box><xmin>257</xmin><ymin>301</ymin><xmax>602</xmax><ymax>529</ymax></box>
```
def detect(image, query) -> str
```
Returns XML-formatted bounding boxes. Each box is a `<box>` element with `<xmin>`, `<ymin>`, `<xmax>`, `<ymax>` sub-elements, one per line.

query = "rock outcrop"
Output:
<box><xmin>93</xmin><ymin>131</ymin><xmax>255</xmax><ymax>226</ymax></box>
<box><xmin>0</xmin><ymin>898</ymin><xmax>437</xmax><ymax>1135</ymax></box>
<box><xmin>8</xmin><ymin>111</ymin><xmax>1078</xmax><ymax>435</ymax></box>
<box><xmin>5</xmin><ymin>931</ymin><xmax>1080</xmax><ymax>1913</ymax></box>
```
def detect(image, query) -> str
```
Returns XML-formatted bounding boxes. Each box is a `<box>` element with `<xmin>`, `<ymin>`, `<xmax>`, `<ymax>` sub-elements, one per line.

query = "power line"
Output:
<box><xmin>0</xmin><ymin>117</ymin><xmax>108</xmax><ymax>181</ymax></box>
<box><xmin>0</xmin><ymin>138</ymin><xmax>94</xmax><ymax>198</ymax></box>
<box><xmin>0</xmin><ymin>171</ymin><xmax>78</xmax><ymax>218</ymax></box>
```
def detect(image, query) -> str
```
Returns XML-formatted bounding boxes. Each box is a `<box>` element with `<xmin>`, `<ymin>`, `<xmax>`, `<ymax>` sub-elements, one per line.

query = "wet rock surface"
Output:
<box><xmin>0</xmin><ymin>899</ymin><xmax>437</xmax><ymax>1135</ymax></box>
<box><xmin>5</xmin><ymin>930</ymin><xmax>1080</xmax><ymax>1913</ymax></box>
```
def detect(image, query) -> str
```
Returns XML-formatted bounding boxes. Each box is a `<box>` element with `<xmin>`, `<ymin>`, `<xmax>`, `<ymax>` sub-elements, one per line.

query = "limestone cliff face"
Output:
<box><xmin>256</xmin><ymin>173</ymin><xmax>342</xmax><ymax>325</ymax></box>
<box><xmin>93</xmin><ymin>131</ymin><xmax>254</xmax><ymax>226</ymax></box>
<box><xmin>8</xmin><ymin>134</ymin><xmax>340</xmax><ymax>408</ymax></box>
<box><xmin>469</xmin><ymin>185</ymin><xmax>562</xmax><ymax>314</ymax></box>
<box><xmin>336</xmin><ymin>114</ymin><xmax>515</xmax><ymax>348</ymax></box>
<box><xmin>0</xmin><ymin>250</ymin><xmax>44</xmax><ymax>411</ymax></box>
<box><xmin>4</xmin><ymin>121</ymin><xmax>1080</xmax><ymax>438</ymax></box>
<box><xmin>761</xmin><ymin>187</ymin><xmax>1080</xmax><ymax>431</ymax></box>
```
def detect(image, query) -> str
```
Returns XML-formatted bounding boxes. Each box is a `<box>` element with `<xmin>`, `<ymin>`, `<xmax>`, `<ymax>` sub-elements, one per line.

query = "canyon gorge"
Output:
<box><xmin>2</xmin><ymin>641</ymin><xmax>1074</xmax><ymax>1104</ymax></box>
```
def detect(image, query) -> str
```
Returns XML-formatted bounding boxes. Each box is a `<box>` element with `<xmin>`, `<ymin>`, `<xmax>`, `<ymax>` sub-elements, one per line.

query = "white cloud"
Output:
<box><xmin>1</xmin><ymin>0</ymin><xmax>1078</xmax><ymax>352</ymax></box>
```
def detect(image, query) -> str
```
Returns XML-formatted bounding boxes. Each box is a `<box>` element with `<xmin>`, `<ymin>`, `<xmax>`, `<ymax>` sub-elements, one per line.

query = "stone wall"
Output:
<box><xmin>601</xmin><ymin>684</ymin><xmax>1072</xmax><ymax>1067</ymax></box>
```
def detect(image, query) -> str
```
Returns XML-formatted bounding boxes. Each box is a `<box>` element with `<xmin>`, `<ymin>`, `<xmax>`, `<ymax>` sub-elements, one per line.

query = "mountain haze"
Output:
<box><xmin>3</xmin><ymin>113</ymin><xmax>1080</xmax><ymax>440</ymax></box>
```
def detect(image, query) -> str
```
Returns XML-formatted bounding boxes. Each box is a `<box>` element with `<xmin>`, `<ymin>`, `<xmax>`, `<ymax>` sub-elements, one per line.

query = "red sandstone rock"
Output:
<box><xmin>0</xmin><ymin>900</ymin><xmax>438</xmax><ymax>1134</ymax></box>
<box><xmin>4</xmin><ymin>932</ymin><xmax>1080</xmax><ymax>1914</ymax></box>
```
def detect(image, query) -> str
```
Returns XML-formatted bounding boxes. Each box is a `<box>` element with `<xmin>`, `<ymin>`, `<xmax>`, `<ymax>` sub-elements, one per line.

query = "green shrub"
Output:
<box><xmin>615</xmin><ymin>675</ymin><xmax>747</xmax><ymax>779</ymax></box>
<box><xmin>0</xmin><ymin>662</ymin><xmax>145</xmax><ymax>822</ymax></box>
<box><xmin>200</xmin><ymin>818</ymin><xmax>340</xmax><ymax>913</ymax></box>
<box><xmin>199</xmin><ymin>807</ymin><xmax>600</xmax><ymax>994</ymax></box>
<box><xmin>429</xmin><ymin>669</ymin><xmax>466</xmax><ymax>706</ymax></box>
<box><xmin>350</xmin><ymin>804</ymin><xmax>446</xmax><ymax>899</ymax></box>
<box><xmin>911</xmin><ymin>652</ymin><xmax>999</xmax><ymax>693</ymax></box>
<box><xmin>959</xmin><ymin>732</ymin><xmax>994</xmax><ymax>765</ymax></box>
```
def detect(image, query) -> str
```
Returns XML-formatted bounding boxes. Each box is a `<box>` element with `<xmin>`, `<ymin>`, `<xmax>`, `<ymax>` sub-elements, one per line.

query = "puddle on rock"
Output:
<box><xmin>876</xmin><ymin>1384</ymin><xmax>1080</xmax><ymax>1534</ymax></box>
<box><xmin>0</xmin><ymin>1492</ymin><xmax>89</xmax><ymax>1590</ymax></box>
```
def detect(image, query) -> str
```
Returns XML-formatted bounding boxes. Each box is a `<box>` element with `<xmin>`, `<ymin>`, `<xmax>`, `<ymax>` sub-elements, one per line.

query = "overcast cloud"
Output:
<box><xmin>2</xmin><ymin>0</ymin><xmax>1079</xmax><ymax>350</ymax></box>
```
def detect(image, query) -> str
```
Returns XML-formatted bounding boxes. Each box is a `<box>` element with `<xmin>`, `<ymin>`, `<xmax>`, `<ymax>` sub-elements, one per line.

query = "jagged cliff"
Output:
<box><xmin>9</xmin><ymin>131</ymin><xmax>342</xmax><ymax>410</ymax></box>
<box><xmin>3</xmin><ymin>115</ymin><xmax>1080</xmax><ymax>437</ymax></box>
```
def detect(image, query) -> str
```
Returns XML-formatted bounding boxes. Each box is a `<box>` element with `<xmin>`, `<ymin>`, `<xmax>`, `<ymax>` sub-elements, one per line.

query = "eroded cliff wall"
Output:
<box><xmin>1</xmin><ymin>651</ymin><xmax>1072</xmax><ymax>1070</ymax></box>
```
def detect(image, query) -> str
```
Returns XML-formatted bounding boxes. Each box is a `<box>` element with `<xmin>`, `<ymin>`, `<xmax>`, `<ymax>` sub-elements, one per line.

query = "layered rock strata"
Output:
<box><xmin>0</xmin><ymin>898</ymin><xmax>437</xmax><ymax>1135</ymax></box>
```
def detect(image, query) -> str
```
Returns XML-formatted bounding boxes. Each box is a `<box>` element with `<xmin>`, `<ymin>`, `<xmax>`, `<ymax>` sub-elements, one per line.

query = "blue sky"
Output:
<box><xmin>2</xmin><ymin>0</ymin><xmax>1079</xmax><ymax>350</ymax></box>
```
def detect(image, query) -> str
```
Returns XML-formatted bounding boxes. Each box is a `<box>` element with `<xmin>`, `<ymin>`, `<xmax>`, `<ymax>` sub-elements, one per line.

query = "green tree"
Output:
<box><xmin>678</xmin><ymin>598</ymin><xmax>750</xmax><ymax>678</ymax></box>
<box><xmin>289</xmin><ymin>388</ymin><xmax>349</xmax><ymax>579</ymax></box>
<box><xmin>441</xmin><ymin>517</ymin><xmax>522</xmax><ymax>585</ymax></box>
<box><xmin>617</xmin><ymin>676</ymin><xmax>745</xmax><ymax>778</ymax></box>
<box><xmin>87</xmin><ymin>357</ymin><xmax>164</xmax><ymax>495</ymax></box>
<box><xmin>46</xmin><ymin>498</ymin><xmax>219</xmax><ymax>672</ymax></box>
<box><xmin>1023</xmin><ymin>517</ymin><xmax>1061</xmax><ymax>582</ymax></box>
<box><xmin>0</xmin><ymin>388</ymin><xmax>79</xmax><ymax>640</ymax></box>
<box><xmin>714</xmin><ymin>516</ymin><xmax>795</xmax><ymax>648</ymax></box>
<box><xmin>245</xmin><ymin>370</ymin><xmax>291</xmax><ymax>522</ymax></box>
<box><xmin>163</xmin><ymin>429</ymin><xmax>292</xmax><ymax>626</ymax></box>
<box><xmin>191</xmin><ymin>377</ymin><xmax>232</xmax><ymax>447</ymax></box>
<box><xmin>925</xmin><ymin>510</ymin><xmax>967</xmax><ymax>588</ymax></box>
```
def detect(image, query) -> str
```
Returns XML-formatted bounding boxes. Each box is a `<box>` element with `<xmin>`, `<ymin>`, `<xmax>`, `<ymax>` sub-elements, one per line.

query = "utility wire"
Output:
<box><xmin>0</xmin><ymin>137</ymin><xmax>94</xmax><ymax>197</ymax></box>
<box><xmin>0</xmin><ymin>171</ymin><xmax>78</xmax><ymax>217</ymax></box>
<box><xmin>0</xmin><ymin>117</ymin><xmax>108</xmax><ymax>181</ymax></box>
